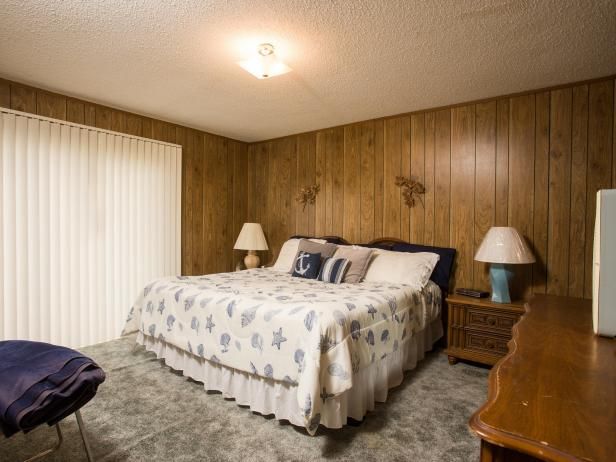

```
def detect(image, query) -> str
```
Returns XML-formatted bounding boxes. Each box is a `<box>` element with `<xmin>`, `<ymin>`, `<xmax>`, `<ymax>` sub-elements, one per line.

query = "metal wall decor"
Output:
<box><xmin>395</xmin><ymin>176</ymin><xmax>425</xmax><ymax>208</ymax></box>
<box><xmin>295</xmin><ymin>184</ymin><xmax>320</xmax><ymax>211</ymax></box>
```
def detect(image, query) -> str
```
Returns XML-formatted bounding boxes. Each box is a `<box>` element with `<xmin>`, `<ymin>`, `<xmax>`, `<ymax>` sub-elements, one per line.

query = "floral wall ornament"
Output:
<box><xmin>295</xmin><ymin>184</ymin><xmax>320</xmax><ymax>211</ymax></box>
<box><xmin>395</xmin><ymin>176</ymin><xmax>425</xmax><ymax>208</ymax></box>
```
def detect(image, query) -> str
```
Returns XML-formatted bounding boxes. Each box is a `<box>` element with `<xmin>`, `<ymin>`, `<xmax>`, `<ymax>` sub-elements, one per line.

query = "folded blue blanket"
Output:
<box><xmin>0</xmin><ymin>340</ymin><xmax>105</xmax><ymax>437</ymax></box>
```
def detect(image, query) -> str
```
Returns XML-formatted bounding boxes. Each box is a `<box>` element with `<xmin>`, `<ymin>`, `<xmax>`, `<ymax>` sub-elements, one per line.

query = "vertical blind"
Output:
<box><xmin>0</xmin><ymin>109</ymin><xmax>181</xmax><ymax>348</ymax></box>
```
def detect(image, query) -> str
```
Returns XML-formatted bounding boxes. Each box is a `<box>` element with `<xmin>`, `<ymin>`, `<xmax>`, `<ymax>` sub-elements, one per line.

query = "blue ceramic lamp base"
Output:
<box><xmin>489</xmin><ymin>263</ymin><xmax>513</xmax><ymax>303</ymax></box>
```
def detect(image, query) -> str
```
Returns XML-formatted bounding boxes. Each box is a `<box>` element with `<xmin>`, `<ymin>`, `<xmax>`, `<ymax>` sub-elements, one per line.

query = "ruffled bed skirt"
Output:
<box><xmin>136</xmin><ymin>318</ymin><xmax>443</xmax><ymax>430</ymax></box>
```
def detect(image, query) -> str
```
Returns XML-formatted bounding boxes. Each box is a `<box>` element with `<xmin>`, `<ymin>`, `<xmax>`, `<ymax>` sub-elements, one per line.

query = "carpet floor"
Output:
<box><xmin>1</xmin><ymin>335</ymin><xmax>488</xmax><ymax>462</ymax></box>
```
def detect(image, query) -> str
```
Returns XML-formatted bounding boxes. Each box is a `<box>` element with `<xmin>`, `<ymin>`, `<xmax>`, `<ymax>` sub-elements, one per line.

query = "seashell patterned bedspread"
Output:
<box><xmin>123</xmin><ymin>268</ymin><xmax>441</xmax><ymax>434</ymax></box>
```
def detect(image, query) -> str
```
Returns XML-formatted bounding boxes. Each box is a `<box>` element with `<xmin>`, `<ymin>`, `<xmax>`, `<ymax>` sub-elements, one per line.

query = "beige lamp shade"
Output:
<box><xmin>475</xmin><ymin>227</ymin><xmax>535</xmax><ymax>264</ymax></box>
<box><xmin>233</xmin><ymin>223</ymin><xmax>268</xmax><ymax>251</ymax></box>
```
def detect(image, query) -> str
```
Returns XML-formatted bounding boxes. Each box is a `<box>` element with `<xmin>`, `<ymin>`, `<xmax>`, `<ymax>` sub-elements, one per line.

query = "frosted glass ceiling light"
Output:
<box><xmin>238</xmin><ymin>43</ymin><xmax>291</xmax><ymax>79</ymax></box>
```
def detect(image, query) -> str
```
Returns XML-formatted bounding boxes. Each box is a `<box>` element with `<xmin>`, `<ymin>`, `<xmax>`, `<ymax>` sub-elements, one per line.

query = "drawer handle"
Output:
<box><xmin>487</xmin><ymin>318</ymin><xmax>497</xmax><ymax>326</ymax></box>
<box><xmin>486</xmin><ymin>339</ymin><xmax>496</xmax><ymax>349</ymax></box>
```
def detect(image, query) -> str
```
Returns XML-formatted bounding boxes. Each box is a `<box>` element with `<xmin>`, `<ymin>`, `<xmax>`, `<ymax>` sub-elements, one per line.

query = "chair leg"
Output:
<box><xmin>75</xmin><ymin>410</ymin><xmax>94</xmax><ymax>462</ymax></box>
<box><xmin>23</xmin><ymin>423</ymin><xmax>63</xmax><ymax>462</ymax></box>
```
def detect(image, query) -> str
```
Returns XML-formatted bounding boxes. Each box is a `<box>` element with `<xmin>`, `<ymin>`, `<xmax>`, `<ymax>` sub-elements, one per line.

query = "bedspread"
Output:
<box><xmin>123</xmin><ymin>268</ymin><xmax>441</xmax><ymax>433</ymax></box>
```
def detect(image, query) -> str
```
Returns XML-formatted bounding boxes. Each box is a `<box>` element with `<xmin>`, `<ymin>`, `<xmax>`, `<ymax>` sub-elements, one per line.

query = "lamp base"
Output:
<box><xmin>244</xmin><ymin>250</ymin><xmax>260</xmax><ymax>269</ymax></box>
<box><xmin>489</xmin><ymin>263</ymin><xmax>513</xmax><ymax>303</ymax></box>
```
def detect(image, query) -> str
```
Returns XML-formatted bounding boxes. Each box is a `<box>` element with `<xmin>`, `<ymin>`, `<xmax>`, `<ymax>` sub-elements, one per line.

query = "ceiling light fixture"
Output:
<box><xmin>238</xmin><ymin>43</ymin><xmax>292</xmax><ymax>79</ymax></box>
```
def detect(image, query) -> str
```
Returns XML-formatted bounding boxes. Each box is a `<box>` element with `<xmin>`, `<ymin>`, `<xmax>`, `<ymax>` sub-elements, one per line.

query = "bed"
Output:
<box><xmin>122</xmin><ymin>237</ymin><xmax>455</xmax><ymax>434</ymax></box>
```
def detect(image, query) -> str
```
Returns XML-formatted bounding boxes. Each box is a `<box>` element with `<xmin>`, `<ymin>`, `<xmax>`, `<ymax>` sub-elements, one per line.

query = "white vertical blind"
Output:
<box><xmin>0</xmin><ymin>108</ymin><xmax>182</xmax><ymax>348</ymax></box>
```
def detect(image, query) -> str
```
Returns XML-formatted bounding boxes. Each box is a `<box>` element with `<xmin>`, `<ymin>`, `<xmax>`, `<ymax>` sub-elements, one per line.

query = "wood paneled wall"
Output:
<box><xmin>247</xmin><ymin>78</ymin><xmax>616</xmax><ymax>299</ymax></box>
<box><xmin>3</xmin><ymin>76</ymin><xmax>615</xmax><ymax>299</ymax></box>
<box><xmin>0</xmin><ymin>78</ymin><xmax>249</xmax><ymax>276</ymax></box>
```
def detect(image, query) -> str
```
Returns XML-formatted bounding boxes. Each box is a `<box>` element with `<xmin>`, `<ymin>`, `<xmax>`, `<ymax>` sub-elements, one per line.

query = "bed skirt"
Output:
<box><xmin>135</xmin><ymin>318</ymin><xmax>443</xmax><ymax>431</ymax></box>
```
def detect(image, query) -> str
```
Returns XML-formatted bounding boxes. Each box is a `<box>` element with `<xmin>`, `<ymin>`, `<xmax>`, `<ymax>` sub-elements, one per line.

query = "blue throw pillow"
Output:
<box><xmin>292</xmin><ymin>251</ymin><xmax>322</xmax><ymax>279</ymax></box>
<box><xmin>317</xmin><ymin>257</ymin><xmax>350</xmax><ymax>284</ymax></box>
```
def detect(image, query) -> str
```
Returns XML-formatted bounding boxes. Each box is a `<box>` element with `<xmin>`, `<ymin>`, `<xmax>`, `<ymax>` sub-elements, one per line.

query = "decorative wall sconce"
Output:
<box><xmin>395</xmin><ymin>176</ymin><xmax>425</xmax><ymax>208</ymax></box>
<box><xmin>295</xmin><ymin>184</ymin><xmax>320</xmax><ymax>211</ymax></box>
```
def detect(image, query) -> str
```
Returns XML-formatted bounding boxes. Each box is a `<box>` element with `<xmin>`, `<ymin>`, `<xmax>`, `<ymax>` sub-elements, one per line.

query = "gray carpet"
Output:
<box><xmin>0</xmin><ymin>335</ymin><xmax>488</xmax><ymax>462</ymax></box>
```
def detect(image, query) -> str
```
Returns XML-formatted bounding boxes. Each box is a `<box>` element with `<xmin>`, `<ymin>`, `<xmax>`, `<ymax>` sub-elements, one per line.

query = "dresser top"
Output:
<box><xmin>469</xmin><ymin>294</ymin><xmax>616</xmax><ymax>462</ymax></box>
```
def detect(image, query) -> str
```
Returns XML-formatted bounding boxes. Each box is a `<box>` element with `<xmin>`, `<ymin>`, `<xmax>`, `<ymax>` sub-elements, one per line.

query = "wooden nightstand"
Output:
<box><xmin>445</xmin><ymin>294</ymin><xmax>526</xmax><ymax>366</ymax></box>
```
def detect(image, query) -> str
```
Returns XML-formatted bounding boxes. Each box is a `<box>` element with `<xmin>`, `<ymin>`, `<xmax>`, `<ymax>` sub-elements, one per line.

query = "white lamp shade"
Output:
<box><xmin>475</xmin><ymin>227</ymin><xmax>535</xmax><ymax>264</ymax></box>
<box><xmin>234</xmin><ymin>223</ymin><xmax>269</xmax><ymax>251</ymax></box>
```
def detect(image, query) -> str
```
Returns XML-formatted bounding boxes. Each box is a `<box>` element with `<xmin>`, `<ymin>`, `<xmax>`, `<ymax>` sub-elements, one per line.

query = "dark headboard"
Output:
<box><xmin>362</xmin><ymin>237</ymin><xmax>407</xmax><ymax>250</ymax></box>
<box><xmin>290</xmin><ymin>235</ymin><xmax>351</xmax><ymax>245</ymax></box>
<box><xmin>290</xmin><ymin>235</ymin><xmax>456</xmax><ymax>295</ymax></box>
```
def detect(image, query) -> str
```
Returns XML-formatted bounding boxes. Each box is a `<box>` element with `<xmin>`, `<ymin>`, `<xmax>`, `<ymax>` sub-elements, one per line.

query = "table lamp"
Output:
<box><xmin>474</xmin><ymin>227</ymin><xmax>535</xmax><ymax>303</ymax></box>
<box><xmin>234</xmin><ymin>223</ymin><xmax>268</xmax><ymax>269</ymax></box>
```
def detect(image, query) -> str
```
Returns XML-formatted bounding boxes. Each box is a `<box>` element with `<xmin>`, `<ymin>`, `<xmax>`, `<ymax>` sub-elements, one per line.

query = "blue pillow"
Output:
<box><xmin>317</xmin><ymin>257</ymin><xmax>350</xmax><ymax>284</ymax></box>
<box><xmin>391</xmin><ymin>243</ymin><xmax>456</xmax><ymax>294</ymax></box>
<box><xmin>291</xmin><ymin>251</ymin><xmax>322</xmax><ymax>279</ymax></box>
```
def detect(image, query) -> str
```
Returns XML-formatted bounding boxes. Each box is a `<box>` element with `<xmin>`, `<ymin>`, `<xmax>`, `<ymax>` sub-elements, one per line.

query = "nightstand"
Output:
<box><xmin>445</xmin><ymin>294</ymin><xmax>526</xmax><ymax>366</ymax></box>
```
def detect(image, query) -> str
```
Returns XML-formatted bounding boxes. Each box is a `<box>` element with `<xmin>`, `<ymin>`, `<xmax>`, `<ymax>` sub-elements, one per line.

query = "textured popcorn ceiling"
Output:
<box><xmin>1</xmin><ymin>0</ymin><xmax>615</xmax><ymax>142</ymax></box>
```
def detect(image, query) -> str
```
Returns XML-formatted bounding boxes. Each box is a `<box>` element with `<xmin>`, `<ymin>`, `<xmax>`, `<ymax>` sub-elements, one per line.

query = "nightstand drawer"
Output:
<box><xmin>446</xmin><ymin>295</ymin><xmax>524</xmax><ymax>366</ymax></box>
<box><xmin>466</xmin><ymin>308</ymin><xmax>518</xmax><ymax>334</ymax></box>
<box><xmin>464</xmin><ymin>331</ymin><xmax>509</xmax><ymax>356</ymax></box>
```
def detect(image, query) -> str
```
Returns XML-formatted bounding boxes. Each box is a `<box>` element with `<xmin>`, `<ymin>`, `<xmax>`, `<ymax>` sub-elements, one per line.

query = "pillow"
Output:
<box><xmin>291</xmin><ymin>251</ymin><xmax>322</xmax><ymax>279</ymax></box>
<box><xmin>288</xmin><ymin>239</ymin><xmax>338</xmax><ymax>273</ymax></box>
<box><xmin>317</xmin><ymin>257</ymin><xmax>350</xmax><ymax>284</ymax></box>
<box><xmin>332</xmin><ymin>246</ymin><xmax>373</xmax><ymax>283</ymax></box>
<box><xmin>391</xmin><ymin>243</ymin><xmax>456</xmax><ymax>294</ymax></box>
<box><xmin>363</xmin><ymin>249</ymin><xmax>440</xmax><ymax>289</ymax></box>
<box><xmin>272</xmin><ymin>238</ymin><xmax>326</xmax><ymax>272</ymax></box>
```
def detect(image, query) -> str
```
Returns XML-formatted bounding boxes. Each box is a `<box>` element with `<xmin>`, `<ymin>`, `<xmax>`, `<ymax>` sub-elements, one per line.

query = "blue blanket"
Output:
<box><xmin>0</xmin><ymin>340</ymin><xmax>105</xmax><ymax>437</ymax></box>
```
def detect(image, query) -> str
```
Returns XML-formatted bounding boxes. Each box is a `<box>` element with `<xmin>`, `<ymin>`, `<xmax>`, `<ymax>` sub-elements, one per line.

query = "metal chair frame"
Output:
<box><xmin>22</xmin><ymin>409</ymin><xmax>94</xmax><ymax>462</ymax></box>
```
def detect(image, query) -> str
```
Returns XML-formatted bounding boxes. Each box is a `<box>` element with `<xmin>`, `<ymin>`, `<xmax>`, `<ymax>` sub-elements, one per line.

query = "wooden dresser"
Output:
<box><xmin>445</xmin><ymin>295</ymin><xmax>525</xmax><ymax>366</ymax></box>
<box><xmin>469</xmin><ymin>295</ymin><xmax>616</xmax><ymax>462</ymax></box>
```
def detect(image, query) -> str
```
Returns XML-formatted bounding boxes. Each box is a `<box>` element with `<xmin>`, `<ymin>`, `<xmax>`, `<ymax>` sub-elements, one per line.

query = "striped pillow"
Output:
<box><xmin>317</xmin><ymin>257</ymin><xmax>350</xmax><ymax>284</ymax></box>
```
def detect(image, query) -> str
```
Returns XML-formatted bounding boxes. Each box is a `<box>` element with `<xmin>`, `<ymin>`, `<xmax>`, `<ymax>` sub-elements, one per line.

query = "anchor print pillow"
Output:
<box><xmin>272</xmin><ymin>238</ymin><xmax>327</xmax><ymax>272</ymax></box>
<box><xmin>291</xmin><ymin>251</ymin><xmax>322</xmax><ymax>279</ymax></box>
<box><xmin>288</xmin><ymin>239</ymin><xmax>337</xmax><ymax>273</ymax></box>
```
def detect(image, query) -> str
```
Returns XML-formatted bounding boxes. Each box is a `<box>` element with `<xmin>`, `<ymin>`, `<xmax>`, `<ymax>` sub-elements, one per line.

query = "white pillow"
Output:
<box><xmin>271</xmin><ymin>238</ymin><xmax>327</xmax><ymax>272</ymax></box>
<box><xmin>363</xmin><ymin>249</ymin><xmax>440</xmax><ymax>289</ymax></box>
